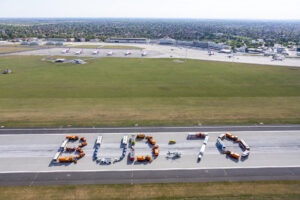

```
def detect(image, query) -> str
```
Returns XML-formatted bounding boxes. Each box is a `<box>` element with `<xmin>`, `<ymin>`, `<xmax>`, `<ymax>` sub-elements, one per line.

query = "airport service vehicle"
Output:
<box><xmin>125</xmin><ymin>51</ymin><xmax>132</xmax><ymax>56</ymax></box>
<box><xmin>203</xmin><ymin>136</ymin><xmax>209</xmax><ymax>145</ymax></box>
<box><xmin>152</xmin><ymin>145</ymin><xmax>160</xmax><ymax>156</ymax></box>
<box><xmin>141</xmin><ymin>51</ymin><xmax>147</xmax><ymax>56</ymax></box>
<box><xmin>169</xmin><ymin>139</ymin><xmax>176</xmax><ymax>144</ymax></box>
<box><xmin>230</xmin><ymin>152</ymin><xmax>240</xmax><ymax>159</ymax></box>
<box><xmin>94</xmin><ymin>135</ymin><xmax>103</xmax><ymax>160</ymax></box>
<box><xmin>146</xmin><ymin>136</ymin><xmax>156</xmax><ymax>145</ymax></box>
<box><xmin>61</xmin><ymin>48</ymin><xmax>70</xmax><ymax>54</ymax></box>
<box><xmin>101</xmin><ymin>158</ymin><xmax>112</xmax><ymax>164</ymax></box>
<box><xmin>65</xmin><ymin>147</ymin><xmax>76</xmax><ymax>152</ymax></box>
<box><xmin>79</xmin><ymin>141</ymin><xmax>87</xmax><ymax>147</ymax></box>
<box><xmin>59</xmin><ymin>156</ymin><xmax>77</xmax><ymax>163</ymax></box>
<box><xmin>107</xmin><ymin>51</ymin><xmax>113</xmax><ymax>56</ymax></box>
<box><xmin>75</xmin><ymin>49</ymin><xmax>83</xmax><ymax>55</ymax></box>
<box><xmin>216</xmin><ymin>138</ymin><xmax>226</xmax><ymax>151</ymax></box>
<box><xmin>96</xmin><ymin>135</ymin><xmax>103</xmax><ymax>145</ymax></box>
<box><xmin>239</xmin><ymin>139</ymin><xmax>250</xmax><ymax>151</ymax></box>
<box><xmin>129</xmin><ymin>147</ymin><xmax>135</xmax><ymax>161</ymax></box>
<box><xmin>198</xmin><ymin>144</ymin><xmax>206</xmax><ymax>160</ymax></box>
<box><xmin>225</xmin><ymin>133</ymin><xmax>238</xmax><ymax>141</ymax></box>
<box><xmin>130</xmin><ymin>135</ymin><xmax>136</xmax><ymax>145</ymax></box>
<box><xmin>218</xmin><ymin>134</ymin><xmax>226</xmax><ymax>140</ymax></box>
<box><xmin>136</xmin><ymin>134</ymin><xmax>145</xmax><ymax>139</ymax></box>
<box><xmin>66</xmin><ymin>135</ymin><xmax>79</xmax><ymax>140</ymax></box>
<box><xmin>242</xmin><ymin>150</ymin><xmax>250</xmax><ymax>158</ymax></box>
<box><xmin>93</xmin><ymin>49</ymin><xmax>100</xmax><ymax>55</ymax></box>
<box><xmin>137</xmin><ymin>155</ymin><xmax>152</xmax><ymax>162</ymax></box>
<box><xmin>76</xmin><ymin>153</ymin><xmax>85</xmax><ymax>159</ymax></box>
<box><xmin>223</xmin><ymin>150</ymin><xmax>240</xmax><ymax>159</ymax></box>
<box><xmin>188</xmin><ymin>132</ymin><xmax>208</xmax><ymax>139</ymax></box>
<box><xmin>122</xmin><ymin>135</ymin><xmax>128</xmax><ymax>145</ymax></box>
<box><xmin>167</xmin><ymin>151</ymin><xmax>182</xmax><ymax>158</ymax></box>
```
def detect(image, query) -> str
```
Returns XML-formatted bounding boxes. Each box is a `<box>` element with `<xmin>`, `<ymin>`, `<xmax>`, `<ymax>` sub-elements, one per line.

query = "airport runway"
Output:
<box><xmin>0</xmin><ymin>125</ymin><xmax>300</xmax><ymax>186</ymax></box>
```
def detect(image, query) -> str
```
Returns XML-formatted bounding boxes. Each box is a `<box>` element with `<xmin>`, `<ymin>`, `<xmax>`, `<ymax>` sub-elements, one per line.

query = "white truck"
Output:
<box><xmin>122</xmin><ymin>135</ymin><xmax>128</xmax><ymax>145</ymax></box>
<box><xmin>198</xmin><ymin>144</ymin><xmax>206</xmax><ymax>160</ymax></box>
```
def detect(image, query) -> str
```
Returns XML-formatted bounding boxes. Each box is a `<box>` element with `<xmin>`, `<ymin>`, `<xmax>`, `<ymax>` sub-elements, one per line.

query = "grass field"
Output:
<box><xmin>1</xmin><ymin>181</ymin><xmax>300</xmax><ymax>200</ymax></box>
<box><xmin>0</xmin><ymin>46</ymin><xmax>36</xmax><ymax>53</ymax></box>
<box><xmin>0</xmin><ymin>55</ymin><xmax>300</xmax><ymax>127</ymax></box>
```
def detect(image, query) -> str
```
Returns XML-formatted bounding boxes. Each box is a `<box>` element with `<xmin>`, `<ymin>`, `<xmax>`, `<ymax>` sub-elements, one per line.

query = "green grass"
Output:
<box><xmin>0</xmin><ymin>46</ymin><xmax>36</xmax><ymax>53</ymax></box>
<box><xmin>0</xmin><ymin>181</ymin><xmax>300</xmax><ymax>200</ymax></box>
<box><xmin>0</xmin><ymin>55</ymin><xmax>300</xmax><ymax>127</ymax></box>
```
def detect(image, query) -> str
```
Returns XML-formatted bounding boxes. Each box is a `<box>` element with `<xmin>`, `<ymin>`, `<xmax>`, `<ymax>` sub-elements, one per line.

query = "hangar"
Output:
<box><xmin>108</xmin><ymin>37</ymin><xmax>150</xmax><ymax>44</ymax></box>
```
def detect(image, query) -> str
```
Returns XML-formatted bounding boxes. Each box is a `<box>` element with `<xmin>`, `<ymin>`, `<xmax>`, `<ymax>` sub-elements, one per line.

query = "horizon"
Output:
<box><xmin>0</xmin><ymin>0</ymin><xmax>300</xmax><ymax>20</ymax></box>
<box><xmin>1</xmin><ymin>17</ymin><xmax>300</xmax><ymax>22</ymax></box>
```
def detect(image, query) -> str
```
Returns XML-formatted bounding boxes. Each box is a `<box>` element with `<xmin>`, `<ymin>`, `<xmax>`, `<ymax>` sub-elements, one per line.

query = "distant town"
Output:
<box><xmin>0</xmin><ymin>18</ymin><xmax>300</xmax><ymax>57</ymax></box>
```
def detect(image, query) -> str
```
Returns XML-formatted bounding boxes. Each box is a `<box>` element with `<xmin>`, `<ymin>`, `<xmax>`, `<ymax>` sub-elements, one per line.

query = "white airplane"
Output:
<box><xmin>107</xmin><ymin>51</ymin><xmax>113</xmax><ymax>56</ymax></box>
<box><xmin>93</xmin><ymin>49</ymin><xmax>100</xmax><ymax>55</ymax></box>
<box><xmin>141</xmin><ymin>51</ymin><xmax>147</xmax><ymax>56</ymax></box>
<box><xmin>272</xmin><ymin>55</ymin><xmax>285</xmax><ymax>61</ymax></box>
<box><xmin>61</xmin><ymin>48</ymin><xmax>70</xmax><ymax>54</ymax></box>
<box><xmin>75</xmin><ymin>49</ymin><xmax>83</xmax><ymax>55</ymax></box>
<box><xmin>125</xmin><ymin>51</ymin><xmax>132</xmax><ymax>56</ymax></box>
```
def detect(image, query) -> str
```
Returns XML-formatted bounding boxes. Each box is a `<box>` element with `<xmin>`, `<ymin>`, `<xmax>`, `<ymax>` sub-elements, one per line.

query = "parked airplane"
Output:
<box><xmin>208</xmin><ymin>49</ymin><xmax>214</xmax><ymax>56</ymax></box>
<box><xmin>75</xmin><ymin>49</ymin><xmax>83</xmax><ymax>55</ymax></box>
<box><xmin>107</xmin><ymin>51</ymin><xmax>113</xmax><ymax>56</ymax></box>
<box><xmin>272</xmin><ymin>55</ymin><xmax>285</xmax><ymax>61</ymax></box>
<box><xmin>93</xmin><ymin>49</ymin><xmax>100</xmax><ymax>55</ymax></box>
<box><xmin>125</xmin><ymin>51</ymin><xmax>132</xmax><ymax>56</ymax></box>
<box><xmin>61</xmin><ymin>48</ymin><xmax>70</xmax><ymax>54</ymax></box>
<box><xmin>141</xmin><ymin>51</ymin><xmax>147</xmax><ymax>56</ymax></box>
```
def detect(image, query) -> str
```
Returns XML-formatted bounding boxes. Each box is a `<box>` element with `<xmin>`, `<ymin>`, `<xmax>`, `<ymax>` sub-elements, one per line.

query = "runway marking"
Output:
<box><xmin>0</xmin><ymin>165</ymin><xmax>300</xmax><ymax>174</ymax></box>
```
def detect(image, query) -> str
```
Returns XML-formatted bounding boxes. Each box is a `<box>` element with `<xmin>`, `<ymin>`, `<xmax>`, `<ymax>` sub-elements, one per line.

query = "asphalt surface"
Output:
<box><xmin>1</xmin><ymin>167</ymin><xmax>300</xmax><ymax>186</ymax></box>
<box><xmin>0</xmin><ymin>125</ymin><xmax>300</xmax><ymax>186</ymax></box>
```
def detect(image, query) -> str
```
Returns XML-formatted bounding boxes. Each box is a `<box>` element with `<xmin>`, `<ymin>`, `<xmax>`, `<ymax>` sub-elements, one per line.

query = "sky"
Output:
<box><xmin>0</xmin><ymin>0</ymin><xmax>300</xmax><ymax>20</ymax></box>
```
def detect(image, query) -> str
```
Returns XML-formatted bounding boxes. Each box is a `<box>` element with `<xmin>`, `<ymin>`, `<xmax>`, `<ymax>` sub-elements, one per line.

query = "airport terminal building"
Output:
<box><xmin>108</xmin><ymin>38</ymin><xmax>150</xmax><ymax>44</ymax></box>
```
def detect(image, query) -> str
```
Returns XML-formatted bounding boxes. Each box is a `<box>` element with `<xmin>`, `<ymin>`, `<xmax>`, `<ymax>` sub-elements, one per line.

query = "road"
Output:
<box><xmin>0</xmin><ymin>125</ymin><xmax>300</xmax><ymax>186</ymax></box>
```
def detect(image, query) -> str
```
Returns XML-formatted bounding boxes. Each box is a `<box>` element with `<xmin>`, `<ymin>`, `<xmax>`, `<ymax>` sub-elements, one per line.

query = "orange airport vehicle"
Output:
<box><xmin>136</xmin><ymin>134</ymin><xmax>145</xmax><ymax>139</ymax></box>
<box><xmin>76</xmin><ymin>147</ymin><xmax>83</xmax><ymax>153</ymax></box>
<box><xmin>79</xmin><ymin>141</ymin><xmax>87</xmax><ymax>147</ymax></box>
<box><xmin>66</xmin><ymin>135</ymin><xmax>79</xmax><ymax>140</ymax></box>
<box><xmin>65</xmin><ymin>147</ymin><xmax>76</xmax><ymax>152</ymax></box>
<box><xmin>137</xmin><ymin>155</ymin><xmax>152</xmax><ymax>162</ymax></box>
<box><xmin>146</xmin><ymin>136</ymin><xmax>156</xmax><ymax>145</ymax></box>
<box><xmin>229</xmin><ymin>152</ymin><xmax>240</xmax><ymax>159</ymax></box>
<box><xmin>80</xmin><ymin>137</ymin><xmax>87</xmax><ymax>142</ymax></box>
<box><xmin>58</xmin><ymin>156</ymin><xmax>77</xmax><ymax>163</ymax></box>
<box><xmin>76</xmin><ymin>153</ymin><xmax>85</xmax><ymax>159</ymax></box>
<box><xmin>225</xmin><ymin>133</ymin><xmax>239</xmax><ymax>141</ymax></box>
<box><xmin>152</xmin><ymin>145</ymin><xmax>160</xmax><ymax>156</ymax></box>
